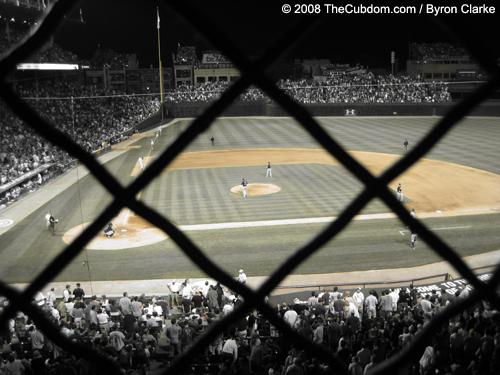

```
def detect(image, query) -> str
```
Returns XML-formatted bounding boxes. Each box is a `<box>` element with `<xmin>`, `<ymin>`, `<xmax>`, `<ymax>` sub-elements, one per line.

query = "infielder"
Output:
<box><xmin>409</xmin><ymin>208</ymin><xmax>417</xmax><ymax>249</ymax></box>
<box><xmin>241</xmin><ymin>178</ymin><xmax>248</xmax><ymax>198</ymax></box>
<box><xmin>397</xmin><ymin>183</ymin><xmax>403</xmax><ymax>202</ymax></box>
<box><xmin>49</xmin><ymin>212</ymin><xmax>57</xmax><ymax>236</ymax></box>
<box><xmin>410</xmin><ymin>227</ymin><xmax>417</xmax><ymax>249</ymax></box>
<box><xmin>45</xmin><ymin>211</ymin><xmax>51</xmax><ymax>231</ymax></box>
<box><xmin>266</xmin><ymin>162</ymin><xmax>272</xmax><ymax>177</ymax></box>
<box><xmin>138</xmin><ymin>157</ymin><xmax>144</xmax><ymax>171</ymax></box>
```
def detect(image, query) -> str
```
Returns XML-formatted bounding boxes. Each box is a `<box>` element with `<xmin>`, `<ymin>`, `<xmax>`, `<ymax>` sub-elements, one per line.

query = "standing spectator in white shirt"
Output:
<box><xmin>168</xmin><ymin>280</ymin><xmax>181</xmax><ymax>307</ymax></box>
<box><xmin>45</xmin><ymin>288</ymin><xmax>56</xmax><ymax>307</ymax></box>
<box><xmin>223</xmin><ymin>300</ymin><xmax>234</xmax><ymax>316</ymax></box>
<box><xmin>238</xmin><ymin>270</ymin><xmax>247</xmax><ymax>284</ymax></box>
<box><xmin>283</xmin><ymin>305</ymin><xmax>298</xmax><ymax>327</ymax></box>
<box><xmin>65</xmin><ymin>298</ymin><xmax>75</xmax><ymax>320</ymax></box>
<box><xmin>364</xmin><ymin>291</ymin><xmax>378</xmax><ymax>319</ymax></box>
<box><xmin>182</xmin><ymin>279</ymin><xmax>193</xmax><ymax>301</ymax></box>
<box><xmin>97</xmin><ymin>308</ymin><xmax>109</xmax><ymax>331</ymax></box>
<box><xmin>389</xmin><ymin>289</ymin><xmax>400</xmax><ymax>311</ymax></box>
<box><xmin>353</xmin><ymin>287</ymin><xmax>365</xmax><ymax>316</ymax></box>
<box><xmin>63</xmin><ymin>284</ymin><xmax>71</xmax><ymax>302</ymax></box>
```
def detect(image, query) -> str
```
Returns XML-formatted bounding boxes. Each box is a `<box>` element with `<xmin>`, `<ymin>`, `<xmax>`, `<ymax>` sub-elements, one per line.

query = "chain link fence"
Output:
<box><xmin>1</xmin><ymin>1</ymin><xmax>500</xmax><ymax>374</ymax></box>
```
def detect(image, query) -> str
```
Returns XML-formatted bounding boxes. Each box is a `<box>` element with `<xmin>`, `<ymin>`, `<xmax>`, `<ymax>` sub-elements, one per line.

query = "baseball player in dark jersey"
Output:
<box><xmin>266</xmin><ymin>162</ymin><xmax>272</xmax><ymax>177</ymax></box>
<box><xmin>210</xmin><ymin>136</ymin><xmax>215</xmax><ymax>146</ymax></box>
<box><xmin>404</xmin><ymin>139</ymin><xmax>409</xmax><ymax>150</ymax></box>
<box><xmin>241</xmin><ymin>178</ymin><xmax>248</xmax><ymax>198</ymax></box>
<box><xmin>397</xmin><ymin>183</ymin><xmax>403</xmax><ymax>202</ymax></box>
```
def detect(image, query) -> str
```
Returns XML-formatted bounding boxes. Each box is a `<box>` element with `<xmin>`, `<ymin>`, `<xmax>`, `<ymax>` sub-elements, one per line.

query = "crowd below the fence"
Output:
<box><xmin>164</xmin><ymin>74</ymin><xmax>452</xmax><ymax>104</ymax></box>
<box><xmin>1</xmin><ymin>278</ymin><xmax>499</xmax><ymax>375</ymax></box>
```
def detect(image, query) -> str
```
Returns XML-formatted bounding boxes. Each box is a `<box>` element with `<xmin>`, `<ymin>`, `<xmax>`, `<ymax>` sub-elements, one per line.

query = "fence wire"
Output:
<box><xmin>1</xmin><ymin>1</ymin><xmax>500</xmax><ymax>374</ymax></box>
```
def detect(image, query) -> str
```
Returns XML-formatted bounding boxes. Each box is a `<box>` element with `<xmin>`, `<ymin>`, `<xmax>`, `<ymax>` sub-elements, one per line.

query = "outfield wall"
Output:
<box><xmin>165</xmin><ymin>101</ymin><xmax>500</xmax><ymax>118</ymax></box>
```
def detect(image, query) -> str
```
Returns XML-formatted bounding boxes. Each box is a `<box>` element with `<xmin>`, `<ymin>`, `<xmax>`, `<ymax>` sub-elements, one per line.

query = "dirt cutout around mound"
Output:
<box><xmin>65</xmin><ymin>148</ymin><xmax>500</xmax><ymax>250</ymax></box>
<box><xmin>230</xmin><ymin>183</ymin><xmax>281</xmax><ymax>196</ymax></box>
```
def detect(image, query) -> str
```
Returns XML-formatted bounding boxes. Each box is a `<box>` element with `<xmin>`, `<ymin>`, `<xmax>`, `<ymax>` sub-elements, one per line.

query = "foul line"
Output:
<box><xmin>178</xmin><ymin>215</ymin><xmax>474</xmax><ymax>233</ymax></box>
<box><xmin>398</xmin><ymin>226</ymin><xmax>471</xmax><ymax>235</ymax></box>
<box><xmin>124</xmin><ymin>135</ymin><xmax>155</xmax><ymax>226</ymax></box>
<box><xmin>179</xmin><ymin>213</ymin><xmax>395</xmax><ymax>231</ymax></box>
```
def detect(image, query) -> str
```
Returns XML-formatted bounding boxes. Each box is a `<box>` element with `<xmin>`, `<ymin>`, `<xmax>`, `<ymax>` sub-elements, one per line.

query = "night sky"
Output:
<box><xmin>54</xmin><ymin>0</ymin><xmax>500</xmax><ymax>70</ymax></box>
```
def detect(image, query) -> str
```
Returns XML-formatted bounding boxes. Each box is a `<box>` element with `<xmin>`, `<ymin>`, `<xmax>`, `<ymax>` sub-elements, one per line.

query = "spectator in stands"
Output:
<box><xmin>119</xmin><ymin>292</ymin><xmax>132</xmax><ymax>314</ymax></box>
<box><xmin>167</xmin><ymin>318</ymin><xmax>182</xmax><ymax>357</ymax></box>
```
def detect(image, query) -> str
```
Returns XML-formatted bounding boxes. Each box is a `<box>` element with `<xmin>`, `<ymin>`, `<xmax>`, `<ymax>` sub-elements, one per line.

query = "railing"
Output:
<box><xmin>275</xmin><ymin>273</ymin><xmax>452</xmax><ymax>291</ymax></box>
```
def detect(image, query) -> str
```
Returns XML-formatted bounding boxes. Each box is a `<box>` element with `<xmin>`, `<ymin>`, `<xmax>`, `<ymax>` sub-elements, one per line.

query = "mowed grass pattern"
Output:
<box><xmin>155</xmin><ymin>117</ymin><xmax>500</xmax><ymax>174</ymax></box>
<box><xmin>141</xmin><ymin>163</ymin><xmax>392</xmax><ymax>225</ymax></box>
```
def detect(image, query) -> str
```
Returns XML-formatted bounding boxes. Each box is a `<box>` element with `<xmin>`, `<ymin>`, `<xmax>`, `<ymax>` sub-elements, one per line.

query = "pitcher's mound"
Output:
<box><xmin>230</xmin><ymin>183</ymin><xmax>281</xmax><ymax>196</ymax></box>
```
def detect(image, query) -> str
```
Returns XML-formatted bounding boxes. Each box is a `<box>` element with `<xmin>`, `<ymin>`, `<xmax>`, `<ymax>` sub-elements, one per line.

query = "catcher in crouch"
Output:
<box><xmin>104</xmin><ymin>223</ymin><xmax>115</xmax><ymax>238</ymax></box>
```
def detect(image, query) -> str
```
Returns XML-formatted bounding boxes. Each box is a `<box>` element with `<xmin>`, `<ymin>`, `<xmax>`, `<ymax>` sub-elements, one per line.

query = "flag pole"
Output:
<box><xmin>157</xmin><ymin>8</ymin><xmax>164</xmax><ymax>103</ymax></box>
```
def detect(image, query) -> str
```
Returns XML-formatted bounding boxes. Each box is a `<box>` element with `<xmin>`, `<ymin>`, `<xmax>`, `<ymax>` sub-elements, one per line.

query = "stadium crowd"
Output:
<box><xmin>1</xmin><ymin>280</ymin><xmax>499</xmax><ymax>375</ymax></box>
<box><xmin>174</xmin><ymin>47</ymin><xmax>197</xmax><ymax>65</ymax></box>
<box><xmin>0</xmin><ymin>80</ymin><xmax>160</xmax><ymax>207</ymax></box>
<box><xmin>411</xmin><ymin>43</ymin><xmax>468</xmax><ymax>59</ymax></box>
<box><xmin>0</xmin><ymin>28</ymin><xmax>80</xmax><ymax>64</ymax></box>
<box><xmin>163</xmin><ymin>74</ymin><xmax>452</xmax><ymax>104</ymax></box>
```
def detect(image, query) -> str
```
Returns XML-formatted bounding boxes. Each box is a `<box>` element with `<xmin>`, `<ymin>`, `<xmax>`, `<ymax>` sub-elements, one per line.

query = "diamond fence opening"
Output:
<box><xmin>1</xmin><ymin>1</ymin><xmax>500</xmax><ymax>374</ymax></box>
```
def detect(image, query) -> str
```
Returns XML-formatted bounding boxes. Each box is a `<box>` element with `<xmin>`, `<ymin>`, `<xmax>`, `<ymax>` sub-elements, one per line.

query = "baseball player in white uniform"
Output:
<box><xmin>266</xmin><ymin>162</ymin><xmax>272</xmax><ymax>177</ymax></box>
<box><xmin>241</xmin><ymin>178</ymin><xmax>248</xmax><ymax>198</ymax></box>
<box><xmin>410</xmin><ymin>208</ymin><xmax>417</xmax><ymax>249</ymax></box>
<box><xmin>45</xmin><ymin>211</ymin><xmax>51</xmax><ymax>231</ymax></box>
<box><xmin>138</xmin><ymin>157</ymin><xmax>144</xmax><ymax>171</ymax></box>
<box><xmin>397</xmin><ymin>183</ymin><xmax>403</xmax><ymax>202</ymax></box>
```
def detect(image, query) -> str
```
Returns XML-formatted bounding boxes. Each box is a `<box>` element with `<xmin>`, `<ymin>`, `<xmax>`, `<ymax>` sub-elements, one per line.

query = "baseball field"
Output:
<box><xmin>1</xmin><ymin>116</ymin><xmax>499</xmax><ymax>288</ymax></box>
